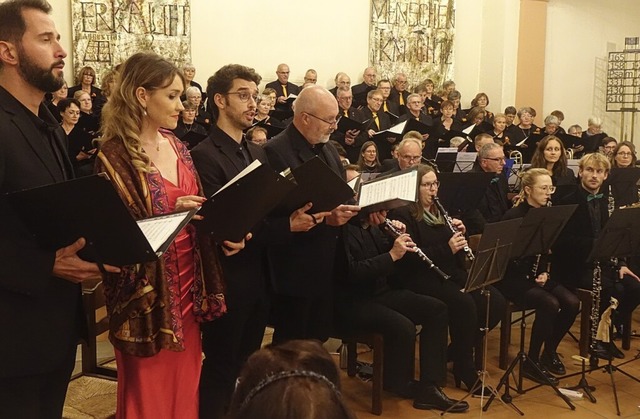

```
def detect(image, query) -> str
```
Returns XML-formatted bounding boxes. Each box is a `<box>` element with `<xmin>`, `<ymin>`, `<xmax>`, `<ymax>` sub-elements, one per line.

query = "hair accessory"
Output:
<box><xmin>240</xmin><ymin>370</ymin><xmax>340</xmax><ymax>410</ymax></box>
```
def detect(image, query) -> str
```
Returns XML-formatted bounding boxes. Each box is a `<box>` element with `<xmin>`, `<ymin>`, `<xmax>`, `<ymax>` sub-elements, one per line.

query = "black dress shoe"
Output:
<box><xmin>413</xmin><ymin>385</ymin><xmax>469</xmax><ymax>413</ymax></box>
<box><xmin>594</xmin><ymin>340</ymin><xmax>625</xmax><ymax>360</ymax></box>
<box><xmin>540</xmin><ymin>351</ymin><xmax>566</xmax><ymax>376</ymax></box>
<box><xmin>521</xmin><ymin>361</ymin><xmax>559</xmax><ymax>386</ymax></box>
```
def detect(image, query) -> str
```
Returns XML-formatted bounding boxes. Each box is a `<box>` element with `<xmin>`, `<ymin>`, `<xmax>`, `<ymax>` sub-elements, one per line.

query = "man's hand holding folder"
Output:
<box><xmin>53</xmin><ymin>237</ymin><xmax>120</xmax><ymax>284</ymax></box>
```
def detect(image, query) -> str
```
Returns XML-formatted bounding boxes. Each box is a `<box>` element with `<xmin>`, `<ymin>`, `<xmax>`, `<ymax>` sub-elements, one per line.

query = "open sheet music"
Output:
<box><xmin>358</xmin><ymin>168</ymin><xmax>418</xmax><ymax>212</ymax></box>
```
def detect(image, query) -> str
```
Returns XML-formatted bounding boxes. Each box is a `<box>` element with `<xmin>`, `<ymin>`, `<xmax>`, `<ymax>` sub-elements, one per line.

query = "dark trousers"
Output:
<box><xmin>403</xmin><ymin>277</ymin><xmax>478</xmax><ymax>373</ymax></box>
<box><xmin>0</xmin><ymin>339</ymin><xmax>77</xmax><ymax>419</ymax></box>
<box><xmin>522</xmin><ymin>284</ymin><xmax>580</xmax><ymax>360</ymax></box>
<box><xmin>271</xmin><ymin>293</ymin><xmax>333</xmax><ymax>344</ymax></box>
<box><xmin>342</xmin><ymin>289</ymin><xmax>448</xmax><ymax>391</ymax></box>
<box><xmin>199</xmin><ymin>295</ymin><xmax>270</xmax><ymax>419</ymax></box>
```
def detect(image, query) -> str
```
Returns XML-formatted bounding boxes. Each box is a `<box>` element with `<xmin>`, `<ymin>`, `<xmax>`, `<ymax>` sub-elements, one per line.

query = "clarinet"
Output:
<box><xmin>381</xmin><ymin>219</ymin><xmax>451</xmax><ymax>280</ymax></box>
<box><xmin>529</xmin><ymin>199</ymin><xmax>551</xmax><ymax>283</ymax></box>
<box><xmin>589</xmin><ymin>262</ymin><xmax>603</xmax><ymax>368</ymax></box>
<box><xmin>608</xmin><ymin>184</ymin><xmax>615</xmax><ymax>217</ymax></box>
<box><xmin>432</xmin><ymin>197</ymin><xmax>475</xmax><ymax>261</ymax></box>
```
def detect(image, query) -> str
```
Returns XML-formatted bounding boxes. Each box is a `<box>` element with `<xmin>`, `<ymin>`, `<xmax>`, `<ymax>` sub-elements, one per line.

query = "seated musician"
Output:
<box><xmin>529</xmin><ymin>135</ymin><xmax>577</xmax><ymax>190</ymax></box>
<box><xmin>466</xmin><ymin>143</ymin><xmax>511</xmax><ymax>234</ymax></box>
<box><xmin>553</xmin><ymin>153</ymin><xmax>640</xmax><ymax>359</ymax></box>
<box><xmin>496</xmin><ymin>169</ymin><xmax>580</xmax><ymax>383</ymax></box>
<box><xmin>336</xmin><ymin>211</ymin><xmax>468</xmax><ymax>412</ymax></box>
<box><xmin>389</xmin><ymin>164</ymin><xmax>506</xmax><ymax>395</ymax></box>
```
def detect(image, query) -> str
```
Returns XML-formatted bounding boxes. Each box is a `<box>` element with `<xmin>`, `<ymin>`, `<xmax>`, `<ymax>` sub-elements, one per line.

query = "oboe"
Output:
<box><xmin>433</xmin><ymin>197</ymin><xmax>475</xmax><ymax>261</ymax></box>
<box><xmin>381</xmin><ymin>219</ymin><xmax>451</xmax><ymax>280</ymax></box>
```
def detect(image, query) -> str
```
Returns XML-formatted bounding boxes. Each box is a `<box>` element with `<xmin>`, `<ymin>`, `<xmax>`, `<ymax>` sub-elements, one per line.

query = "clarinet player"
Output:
<box><xmin>496</xmin><ymin>168</ymin><xmax>580</xmax><ymax>383</ymax></box>
<box><xmin>390</xmin><ymin>164</ymin><xmax>506</xmax><ymax>395</ymax></box>
<box><xmin>553</xmin><ymin>153</ymin><xmax>640</xmax><ymax>360</ymax></box>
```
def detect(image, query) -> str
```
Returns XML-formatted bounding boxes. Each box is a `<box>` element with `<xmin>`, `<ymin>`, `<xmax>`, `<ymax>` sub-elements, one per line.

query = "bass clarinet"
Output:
<box><xmin>433</xmin><ymin>197</ymin><xmax>475</xmax><ymax>261</ymax></box>
<box><xmin>381</xmin><ymin>219</ymin><xmax>451</xmax><ymax>280</ymax></box>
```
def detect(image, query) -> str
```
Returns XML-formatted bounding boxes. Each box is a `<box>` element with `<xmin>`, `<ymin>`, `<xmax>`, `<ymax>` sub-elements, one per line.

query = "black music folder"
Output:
<box><xmin>437</xmin><ymin>171</ymin><xmax>494</xmax><ymax>214</ymax></box>
<box><xmin>604</xmin><ymin>167</ymin><xmax>640</xmax><ymax>207</ymax></box>
<box><xmin>357</xmin><ymin>167</ymin><xmax>419</xmax><ymax>212</ymax></box>
<box><xmin>253</xmin><ymin>120</ymin><xmax>285</xmax><ymax>138</ymax></box>
<box><xmin>197</xmin><ymin>160</ymin><xmax>295</xmax><ymax>243</ymax></box>
<box><xmin>274</xmin><ymin>156</ymin><xmax>355</xmax><ymax>215</ymax></box>
<box><xmin>404</xmin><ymin>118</ymin><xmax>434</xmax><ymax>136</ymax></box>
<box><xmin>4</xmin><ymin>174</ymin><xmax>196</xmax><ymax>266</ymax></box>
<box><xmin>337</xmin><ymin>116</ymin><xmax>369</xmax><ymax>133</ymax></box>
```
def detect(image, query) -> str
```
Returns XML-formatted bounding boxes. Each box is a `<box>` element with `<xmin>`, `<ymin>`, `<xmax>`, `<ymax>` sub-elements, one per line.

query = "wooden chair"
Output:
<box><xmin>341</xmin><ymin>333</ymin><xmax>384</xmax><ymax>416</ymax></box>
<box><xmin>78</xmin><ymin>281</ymin><xmax>117</xmax><ymax>379</ymax></box>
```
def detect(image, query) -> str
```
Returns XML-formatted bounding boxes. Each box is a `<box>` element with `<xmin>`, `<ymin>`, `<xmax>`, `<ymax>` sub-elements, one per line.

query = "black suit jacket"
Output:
<box><xmin>552</xmin><ymin>187</ymin><xmax>610</xmax><ymax>289</ymax></box>
<box><xmin>359</xmin><ymin>107</ymin><xmax>393</xmax><ymax>160</ymax></box>
<box><xmin>0</xmin><ymin>86</ymin><xmax>82</xmax><ymax>378</ymax></box>
<box><xmin>191</xmin><ymin>126</ymin><xmax>288</xmax><ymax>303</ymax></box>
<box><xmin>331</xmin><ymin>107</ymin><xmax>365</xmax><ymax>163</ymax></box>
<box><xmin>265</xmin><ymin>80</ymin><xmax>300</xmax><ymax>117</ymax></box>
<box><xmin>264</xmin><ymin>124</ymin><xmax>345</xmax><ymax>296</ymax></box>
<box><xmin>352</xmin><ymin>82</ymin><xmax>375</xmax><ymax>109</ymax></box>
<box><xmin>388</xmin><ymin>88</ymin><xmax>409</xmax><ymax>115</ymax></box>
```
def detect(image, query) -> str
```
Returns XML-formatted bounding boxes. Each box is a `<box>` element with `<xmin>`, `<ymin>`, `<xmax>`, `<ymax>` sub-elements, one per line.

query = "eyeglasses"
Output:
<box><xmin>305</xmin><ymin>112</ymin><xmax>341</xmax><ymax>128</ymax></box>
<box><xmin>400</xmin><ymin>155</ymin><xmax>422</xmax><ymax>163</ymax></box>
<box><xmin>617</xmin><ymin>151</ymin><xmax>634</xmax><ymax>157</ymax></box>
<box><xmin>534</xmin><ymin>185</ymin><xmax>556</xmax><ymax>194</ymax></box>
<box><xmin>225</xmin><ymin>91</ymin><xmax>258</xmax><ymax>103</ymax></box>
<box><xmin>483</xmin><ymin>156</ymin><xmax>506</xmax><ymax>162</ymax></box>
<box><xmin>65</xmin><ymin>110</ymin><xmax>80</xmax><ymax>116</ymax></box>
<box><xmin>420</xmin><ymin>180</ymin><xmax>440</xmax><ymax>189</ymax></box>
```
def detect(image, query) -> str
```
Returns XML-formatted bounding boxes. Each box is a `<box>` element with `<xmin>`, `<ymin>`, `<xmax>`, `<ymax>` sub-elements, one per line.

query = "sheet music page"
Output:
<box><xmin>358</xmin><ymin>170</ymin><xmax>417</xmax><ymax>207</ymax></box>
<box><xmin>436</xmin><ymin>147</ymin><xmax>458</xmax><ymax>157</ymax></box>
<box><xmin>516</xmin><ymin>136</ymin><xmax>529</xmax><ymax>147</ymax></box>
<box><xmin>347</xmin><ymin>176</ymin><xmax>360</xmax><ymax>191</ymax></box>
<box><xmin>462</xmin><ymin>124</ymin><xmax>475</xmax><ymax>134</ymax></box>
<box><xmin>457</xmin><ymin>152</ymin><xmax>477</xmax><ymax>162</ymax></box>
<box><xmin>389</xmin><ymin>120</ymin><xmax>407</xmax><ymax>134</ymax></box>
<box><xmin>137</xmin><ymin>212</ymin><xmax>192</xmax><ymax>252</ymax></box>
<box><xmin>215</xmin><ymin>160</ymin><xmax>262</xmax><ymax>195</ymax></box>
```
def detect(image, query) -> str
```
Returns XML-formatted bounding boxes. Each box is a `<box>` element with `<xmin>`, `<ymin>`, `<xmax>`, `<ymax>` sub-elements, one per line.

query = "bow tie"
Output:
<box><xmin>587</xmin><ymin>193</ymin><xmax>603</xmax><ymax>201</ymax></box>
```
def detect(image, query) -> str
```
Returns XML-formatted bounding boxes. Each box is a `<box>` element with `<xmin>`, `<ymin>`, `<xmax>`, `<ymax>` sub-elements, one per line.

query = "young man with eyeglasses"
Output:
<box><xmin>264</xmin><ymin>85</ymin><xmax>360</xmax><ymax>344</ymax></box>
<box><xmin>553</xmin><ymin>152</ymin><xmax>640</xmax><ymax>361</ymax></box>
<box><xmin>191</xmin><ymin>64</ymin><xmax>316</xmax><ymax>419</ymax></box>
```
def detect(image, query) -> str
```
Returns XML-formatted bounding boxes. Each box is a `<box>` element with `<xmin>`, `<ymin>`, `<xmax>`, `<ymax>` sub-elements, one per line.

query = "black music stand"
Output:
<box><xmin>584</xmin><ymin>206</ymin><xmax>640</xmax><ymax>415</ymax></box>
<box><xmin>442</xmin><ymin>219</ymin><xmax>522</xmax><ymax>416</ymax></box>
<box><xmin>483</xmin><ymin>205</ymin><xmax>578</xmax><ymax>414</ymax></box>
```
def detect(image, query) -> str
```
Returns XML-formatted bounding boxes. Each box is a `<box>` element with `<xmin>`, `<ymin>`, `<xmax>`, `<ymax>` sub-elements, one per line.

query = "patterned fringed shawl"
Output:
<box><xmin>96</xmin><ymin>130</ymin><xmax>226</xmax><ymax>357</ymax></box>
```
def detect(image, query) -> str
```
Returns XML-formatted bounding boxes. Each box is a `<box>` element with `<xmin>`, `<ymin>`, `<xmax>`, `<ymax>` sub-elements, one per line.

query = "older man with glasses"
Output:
<box><xmin>466</xmin><ymin>142</ymin><xmax>512</xmax><ymax>234</ymax></box>
<box><xmin>264</xmin><ymin>85</ymin><xmax>360</xmax><ymax>345</ymax></box>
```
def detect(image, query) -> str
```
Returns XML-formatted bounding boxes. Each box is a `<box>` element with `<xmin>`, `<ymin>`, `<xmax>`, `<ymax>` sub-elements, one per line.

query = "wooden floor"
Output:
<box><xmin>69</xmin><ymin>310</ymin><xmax>640</xmax><ymax>418</ymax></box>
<box><xmin>335</xmin><ymin>310</ymin><xmax>640</xmax><ymax>419</ymax></box>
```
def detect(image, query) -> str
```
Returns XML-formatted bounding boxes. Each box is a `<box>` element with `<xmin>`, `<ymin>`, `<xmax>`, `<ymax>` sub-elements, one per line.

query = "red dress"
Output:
<box><xmin>115</xmin><ymin>145</ymin><xmax>201</xmax><ymax>419</ymax></box>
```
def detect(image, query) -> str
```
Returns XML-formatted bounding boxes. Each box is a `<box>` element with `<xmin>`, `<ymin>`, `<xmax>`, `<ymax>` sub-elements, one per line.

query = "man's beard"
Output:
<box><xmin>318</xmin><ymin>133</ymin><xmax>330</xmax><ymax>144</ymax></box>
<box><xmin>17</xmin><ymin>43</ymin><xmax>65</xmax><ymax>93</ymax></box>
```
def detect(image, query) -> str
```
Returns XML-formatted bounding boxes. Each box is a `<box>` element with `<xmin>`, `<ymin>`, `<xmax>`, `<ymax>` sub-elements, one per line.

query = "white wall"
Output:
<box><xmin>545</xmin><ymin>0</ymin><xmax>640</xmax><ymax>138</ymax></box>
